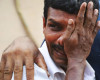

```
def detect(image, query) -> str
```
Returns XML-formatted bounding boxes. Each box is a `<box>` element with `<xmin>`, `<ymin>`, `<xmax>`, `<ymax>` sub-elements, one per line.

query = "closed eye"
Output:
<box><xmin>48</xmin><ymin>24</ymin><xmax>62</xmax><ymax>31</ymax></box>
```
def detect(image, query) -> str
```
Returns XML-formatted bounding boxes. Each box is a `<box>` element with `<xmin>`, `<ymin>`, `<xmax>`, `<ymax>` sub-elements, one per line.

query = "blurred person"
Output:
<box><xmin>0</xmin><ymin>0</ymin><xmax>100</xmax><ymax>80</ymax></box>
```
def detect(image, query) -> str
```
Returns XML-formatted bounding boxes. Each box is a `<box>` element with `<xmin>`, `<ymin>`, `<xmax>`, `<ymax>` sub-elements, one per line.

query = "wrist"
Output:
<box><xmin>65</xmin><ymin>58</ymin><xmax>86</xmax><ymax>80</ymax></box>
<box><xmin>67</xmin><ymin>58</ymin><xmax>86</xmax><ymax>72</ymax></box>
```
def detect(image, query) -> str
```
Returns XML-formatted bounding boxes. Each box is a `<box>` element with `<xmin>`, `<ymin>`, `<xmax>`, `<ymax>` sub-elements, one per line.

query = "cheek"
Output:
<box><xmin>44</xmin><ymin>30</ymin><xmax>61</xmax><ymax>43</ymax></box>
<box><xmin>43</xmin><ymin>26</ymin><xmax>65</xmax><ymax>52</ymax></box>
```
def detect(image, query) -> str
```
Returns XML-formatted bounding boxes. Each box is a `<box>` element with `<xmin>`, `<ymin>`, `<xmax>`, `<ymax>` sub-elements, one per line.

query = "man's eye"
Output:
<box><xmin>49</xmin><ymin>24</ymin><xmax>56</xmax><ymax>27</ymax></box>
<box><xmin>48</xmin><ymin>24</ymin><xmax>61</xmax><ymax>31</ymax></box>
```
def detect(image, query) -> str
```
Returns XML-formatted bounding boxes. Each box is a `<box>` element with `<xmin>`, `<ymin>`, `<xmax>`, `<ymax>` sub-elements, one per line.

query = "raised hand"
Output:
<box><xmin>64</xmin><ymin>2</ymin><xmax>100</xmax><ymax>80</ymax></box>
<box><xmin>64</xmin><ymin>1</ymin><xmax>100</xmax><ymax>63</ymax></box>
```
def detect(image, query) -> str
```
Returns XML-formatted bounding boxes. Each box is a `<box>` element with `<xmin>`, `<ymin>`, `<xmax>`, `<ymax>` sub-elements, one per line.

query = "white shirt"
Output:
<box><xmin>12</xmin><ymin>42</ymin><xmax>96</xmax><ymax>80</ymax></box>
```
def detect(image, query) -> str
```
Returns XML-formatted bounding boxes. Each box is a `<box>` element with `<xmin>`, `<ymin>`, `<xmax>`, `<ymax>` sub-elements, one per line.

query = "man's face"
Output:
<box><xmin>43</xmin><ymin>7</ymin><xmax>77</xmax><ymax>70</ymax></box>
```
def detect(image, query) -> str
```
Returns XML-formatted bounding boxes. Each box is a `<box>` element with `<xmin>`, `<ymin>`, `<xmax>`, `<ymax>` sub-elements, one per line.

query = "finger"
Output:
<box><xmin>14</xmin><ymin>55</ymin><xmax>23</xmax><ymax>80</ymax></box>
<box><xmin>64</xmin><ymin>19</ymin><xmax>75</xmax><ymax>40</ymax></box>
<box><xmin>0</xmin><ymin>54</ymin><xmax>6</xmax><ymax>80</ymax></box>
<box><xmin>84</xmin><ymin>1</ymin><xmax>93</xmax><ymax>28</ymax></box>
<box><xmin>25</xmin><ymin>53</ymin><xmax>34</xmax><ymax>80</ymax></box>
<box><xmin>63</xmin><ymin>19</ymin><xmax>75</xmax><ymax>51</ymax></box>
<box><xmin>90</xmin><ymin>9</ymin><xmax>99</xmax><ymax>32</ymax></box>
<box><xmin>68</xmin><ymin>32</ymin><xmax>78</xmax><ymax>49</ymax></box>
<box><xmin>4</xmin><ymin>54</ymin><xmax>13</xmax><ymax>80</ymax></box>
<box><xmin>35</xmin><ymin>51</ymin><xmax>49</xmax><ymax>77</ymax></box>
<box><xmin>76</xmin><ymin>2</ymin><xmax>87</xmax><ymax>31</ymax></box>
<box><xmin>93</xmin><ymin>21</ymin><xmax>100</xmax><ymax>37</ymax></box>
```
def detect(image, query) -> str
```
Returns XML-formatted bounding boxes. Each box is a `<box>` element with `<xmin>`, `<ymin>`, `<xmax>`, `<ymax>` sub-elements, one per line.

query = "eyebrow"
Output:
<box><xmin>48</xmin><ymin>19</ymin><xmax>62</xmax><ymax>26</ymax></box>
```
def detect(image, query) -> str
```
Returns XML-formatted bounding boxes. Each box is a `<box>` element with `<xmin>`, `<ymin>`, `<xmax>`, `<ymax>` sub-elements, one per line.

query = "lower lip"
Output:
<box><xmin>53</xmin><ymin>50</ymin><xmax>67</xmax><ymax>64</ymax></box>
<box><xmin>54</xmin><ymin>50</ymin><xmax>65</xmax><ymax>56</ymax></box>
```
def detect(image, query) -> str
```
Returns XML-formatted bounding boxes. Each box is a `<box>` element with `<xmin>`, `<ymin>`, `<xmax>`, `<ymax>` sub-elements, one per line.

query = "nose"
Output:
<box><xmin>57</xmin><ymin>33</ymin><xmax>65</xmax><ymax>46</ymax></box>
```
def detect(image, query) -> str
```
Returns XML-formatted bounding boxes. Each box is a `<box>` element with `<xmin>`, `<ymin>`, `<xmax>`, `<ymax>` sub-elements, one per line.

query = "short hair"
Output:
<box><xmin>44</xmin><ymin>0</ymin><xmax>99</xmax><ymax>21</ymax></box>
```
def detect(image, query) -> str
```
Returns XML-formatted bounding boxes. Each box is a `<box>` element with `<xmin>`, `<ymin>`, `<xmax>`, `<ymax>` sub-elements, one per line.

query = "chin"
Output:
<box><xmin>51</xmin><ymin>52</ymin><xmax>68</xmax><ymax>72</ymax></box>
<box><xmin>46</xmin><ymin>42</ymin><xmax>68</xmax><ymax>71</ymax></box>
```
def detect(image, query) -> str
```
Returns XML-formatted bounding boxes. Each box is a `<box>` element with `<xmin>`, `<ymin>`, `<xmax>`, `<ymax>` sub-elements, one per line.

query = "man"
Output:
<box><xmin>0</xmin><ymin>0</ymin><xmax>100</xmax><ymax>80</ymax></box>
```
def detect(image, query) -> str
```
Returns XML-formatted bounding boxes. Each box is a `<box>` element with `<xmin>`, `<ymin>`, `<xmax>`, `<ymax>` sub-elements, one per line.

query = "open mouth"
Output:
<box><xmin>53</xmin><ymin>46</ymin><xmax>65</xmax><ymax>56</ymax></box>
<box><xmin>52</xmin><ymin>47</ymin><xmax>68</xmax><ymax>68</ymax></box>
<box><xmin>55</xmin><ymin>48</ymin><xmax>65</xmax><ymax>55</ymax></box>
<box><xmin>51</xmin><ymin>44</ymin><xmax>66</xmax><ymax>57</ymax></box>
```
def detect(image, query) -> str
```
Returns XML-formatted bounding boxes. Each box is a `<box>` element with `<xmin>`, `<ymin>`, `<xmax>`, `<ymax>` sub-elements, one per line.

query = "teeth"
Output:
<box><xmin>54</xmin><ymin>48</ymin><xmax>65</xmax><ymax>55</ymax></box>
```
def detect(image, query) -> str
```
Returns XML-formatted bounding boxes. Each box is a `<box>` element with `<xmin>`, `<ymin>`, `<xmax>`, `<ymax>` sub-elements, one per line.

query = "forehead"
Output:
<box><xmin>47</xmin><ymin>7</ymin><xmax>77</xmax><ymax>22</ymax></box>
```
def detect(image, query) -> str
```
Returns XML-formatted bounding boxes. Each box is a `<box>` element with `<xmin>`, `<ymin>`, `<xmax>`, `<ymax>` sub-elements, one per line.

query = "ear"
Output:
<box><xmin>43</xmin><ymin>17</ymin><xmax>46</xmax><ymax>32</ymax></box>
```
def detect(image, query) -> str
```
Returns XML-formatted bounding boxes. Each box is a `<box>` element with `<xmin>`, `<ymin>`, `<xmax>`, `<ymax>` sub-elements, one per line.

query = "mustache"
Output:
<box><xmin>51</xmin><ymin>44</ymin><xmax>64</xmax><ymax>51</ymax></box>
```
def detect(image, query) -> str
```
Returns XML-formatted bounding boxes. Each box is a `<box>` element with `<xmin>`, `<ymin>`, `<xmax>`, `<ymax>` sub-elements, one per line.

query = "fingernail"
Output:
<box><xmin>94</xmin><ymin>9</ymin><xmax>98</xmax><ymax>15</ymax></box>
<box><xmin>68</xmin><ymin>19</ymin><xmax>73</xmax><ymax>24</ymax></box>
<box><xmin>89</xmin><ymin>1</ymin><xmax>93</xmax><ymax>9</ymax></box>
<box><xmin>83</xmin><ymin>2</ymin><xmax>87</xmax><ymax>6</ymax></box>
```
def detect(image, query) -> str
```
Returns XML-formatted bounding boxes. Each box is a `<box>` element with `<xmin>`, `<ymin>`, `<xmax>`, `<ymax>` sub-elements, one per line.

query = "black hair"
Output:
<box><xmin>44</xmin><ymin>0</ymin><xmax>99</xmax><ymax>21</ymax></box>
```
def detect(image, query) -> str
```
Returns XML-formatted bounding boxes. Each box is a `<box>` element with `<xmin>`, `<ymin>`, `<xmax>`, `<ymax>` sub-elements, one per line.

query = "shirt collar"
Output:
<box><xmin>39</xmin><ymin>42</ymin><xmax>66</xmax><ymax>78</ymax></box>
<box><xmin>84</xmin><ymin>61</ymin><xmax>95</xmax><ymax>80</ymax></box>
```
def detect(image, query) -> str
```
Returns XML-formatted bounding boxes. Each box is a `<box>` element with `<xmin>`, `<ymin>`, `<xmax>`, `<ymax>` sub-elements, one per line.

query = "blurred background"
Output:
<box><xmin>0</xmin><ymin>0</ymin><xmax>44</xmax><ymax>57</ymax></box>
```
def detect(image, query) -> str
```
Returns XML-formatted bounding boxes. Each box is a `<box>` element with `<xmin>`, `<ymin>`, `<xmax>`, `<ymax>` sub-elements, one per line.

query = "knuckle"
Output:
<box><xmin>0</xmin><ymin>68</ymin><xmax>3</xmax><ymax>73</ymax></box>
<box><xmin>78</xmin><ymin>14</ymin><xmax>84</xmax><ymax>20</ymax></box>
<box><xmin>27</xmin><ymin>76</ymin><xmax>33</xmax><ymax>80</ymax></box>
<box><xmin>2</xmin><ymin>53</ymin><xmax>7</xmax><ymax>59</ymax></box>
<box><xmin>14</xmin><ymin>48</ymin><xmax>31</xmax><ymax>56</ymax></box>
<box><xmin>0</xmin><ymin>64</ymin><xmax>3</xmax><ymax>73</ymax></box>
<box><xmin>67</xmin><ymin>26</ymin><xmax>72</xmax><ymax>32</ymax></box>
<box><xmin>26</xmin><ymin>65</ymin><xmax>34</xmax><ymax>71</ymax></box>
<box><xmin>14</xmin><ymin>49</ymin><xmax>22</xmax><ymax>54</ymax></box>
<box><xmin>87</xmin><ymin>15</ymin><xmax>92</xmax><ymax>21</ymax></box>
<box><xmin>13</xmin><ymin>48</ymin><xmax>27</xmax><ymax>56</ymax></box>
<box><xmin>4</xmin><ymin>66</ymin><xmax>12</xmax><ymax>74</ymax></box>
<box><xmin>2</xmin><ymin>52</ymin><xmax>14</xmax><ymax>60</ymax></box>
<box><xmin>14</xmin><ymin>66</ymin><xmax>22</xmax><ymax>73</ymax></box>
<box><xmin>91</xmin><ymin>22</ymin><xmax>95</xmax><ymax>27</ymax></box>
